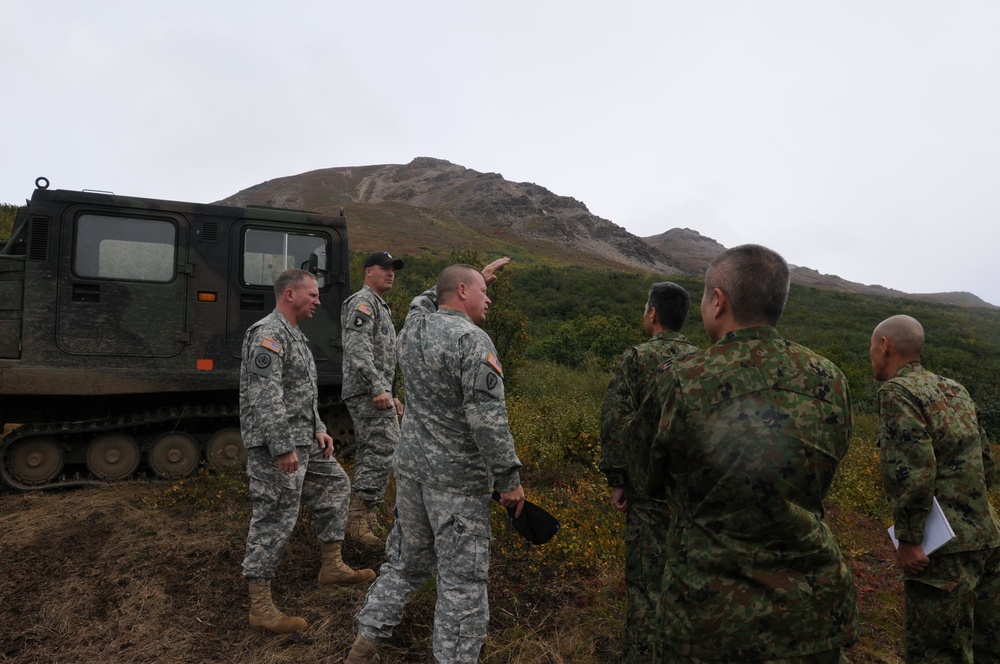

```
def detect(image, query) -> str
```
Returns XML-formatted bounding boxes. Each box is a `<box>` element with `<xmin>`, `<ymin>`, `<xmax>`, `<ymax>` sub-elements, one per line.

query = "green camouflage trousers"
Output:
<box><xmin>903</xmin><ymin>546</ymin><xmax>1000</xmax><ymax>664</ymax></box>
<box><xmin>623</xmin><ymin>498</ymin><xmax>671</xmax><ymax>663</ymax></box>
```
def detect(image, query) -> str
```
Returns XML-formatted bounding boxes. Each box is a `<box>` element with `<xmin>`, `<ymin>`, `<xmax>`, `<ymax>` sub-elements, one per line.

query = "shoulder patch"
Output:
<box><xmin>351</xmin><ymin>313</ymin><xmax>372</xmax><ymax>330</ymax></box>
<box><xmin>357</xmin><ymin>303</ymin><xmax>374</xmax><ymax>317</ymax></box>
<box><xmin>249</xmin><ymin>346</ymin><xmax>279</xmax><ymax>377</ymax></box>
<box><xmin>476</xmin><ymin>352</ymin><xmax>505</xmax><ymax>397</ymax></box>
<box><xmin>261</xmin><ymin>337</ymin><xmax>282</xmax><ymax>353</ymax></box>
<box><xmin>486</xmin><ymin>352</ymin><xmax>503</xmax><ymax>376</ymax></box>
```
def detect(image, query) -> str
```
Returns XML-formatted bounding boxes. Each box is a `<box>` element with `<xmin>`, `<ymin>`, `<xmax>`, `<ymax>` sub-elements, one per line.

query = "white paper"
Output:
<box><xmin>888</xmin><ymin>496</ymin><xmax>956</xmax><ymax>555</ymax></box>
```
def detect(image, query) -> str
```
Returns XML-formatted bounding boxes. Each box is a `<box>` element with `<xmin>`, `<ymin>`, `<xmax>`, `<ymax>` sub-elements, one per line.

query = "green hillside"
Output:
<box><xmin>367</xmin><ymin>253</ymin><xmax>1000</xmax><ymax>437</ymax></box>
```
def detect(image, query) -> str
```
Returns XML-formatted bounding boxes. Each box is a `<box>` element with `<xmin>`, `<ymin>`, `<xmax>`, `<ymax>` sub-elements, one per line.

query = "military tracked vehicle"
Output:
<box><xmin>0</xmin><ymin>178</ymin><xmax>352</xmax><ymax>490</ymax></box>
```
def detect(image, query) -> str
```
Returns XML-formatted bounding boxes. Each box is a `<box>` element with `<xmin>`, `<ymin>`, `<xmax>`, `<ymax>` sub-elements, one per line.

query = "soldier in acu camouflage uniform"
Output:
<box><xmin>241</xmin><ymin>269</ymin><xmax>375</xmax><ymax>636</ymax></box>
<box><xmin>345</xmin><ymin>261</ymin><xmax>524</xmax><ymax>664</ymax></box>
<box><xmin>599</xmin><ymin>281</ymin><xmax>698</xmax><ymax>663</ymax></box>
<box><xmin>871</xmin><ymin>314</ymin><xmax>1000</xmax><ymax>664</ymax></box>
<box><xmin>341</xmin><ymin>251</ymin><xmax>405</xmax><ymax>546</ymax></box>
<box><xmin>647</xmin><ymin>244</ymin><xmax>859</xmax><ymax>663</ymax></box>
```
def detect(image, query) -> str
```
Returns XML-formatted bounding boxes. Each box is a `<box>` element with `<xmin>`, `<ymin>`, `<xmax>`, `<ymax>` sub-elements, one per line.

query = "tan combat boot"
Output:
<box><xmin>347</xmin><ymin>495</ymin><xmax>382</xmax><ymax>546</ymax></box>
<box><xmin>247</xmin><ymin>581</ymin><xmax>307</xmax><ymax>634</ymax></box>
<box><xmin>344</xmin><ymin>633</ymin><xmax>380</xmax><ymax>663</ymax></box>
<box><xmin>318</xmin><ymin>541</ymin><xmax>376</xmax><ymax>587</ymax></box>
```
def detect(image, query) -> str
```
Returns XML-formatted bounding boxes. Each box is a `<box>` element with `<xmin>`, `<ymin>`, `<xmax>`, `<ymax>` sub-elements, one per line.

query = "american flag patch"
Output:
<box><xmin>357</xmin><ymin>304</ymin><xmax>374</xmax><ymax>317</ymax></box>
<box><xmin>486</xmin><ymin>352</ymin><xmax>503</xmax><ymax>376</ymax></box>
<box><xmin>261</xmin><ymin>337</ymin><xmax>282</xmax><ymax>353</ymax></box>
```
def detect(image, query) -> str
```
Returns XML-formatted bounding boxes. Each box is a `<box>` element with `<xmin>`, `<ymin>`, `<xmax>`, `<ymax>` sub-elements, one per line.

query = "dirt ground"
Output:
<box><xmin>2</xmin><ymin>476</ymin><xmax>898</xmax><ymax>663</ymax></box>
<box><xmin>0</xmin><ymin>479</ymin><xmax>403</xmax><ymax>663</ymax></box>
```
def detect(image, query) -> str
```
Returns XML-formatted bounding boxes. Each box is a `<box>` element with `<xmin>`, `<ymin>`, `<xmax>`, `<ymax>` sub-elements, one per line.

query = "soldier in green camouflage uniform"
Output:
<box><xmin>342</xmin><ymin>251</ymin><xmax>405</xmax><ymax>545</ymax></box>
<box><xmin>647</xmin><ymin>245</ymin><xmax>858</xmax><ymax>662</ymax></box>
<box><xmin>346</xmin><ymin>262</ymin><xmax>524</xmax><ymax>664</ymax></box>
<box><xmin>241</xmin><ymin>269</ymin><xmax>374</xmax><ymax>635</ymax></box>
<box><xmin>871</xmin><ymin>314</ymin><xmax>1000</xmax><ymax>663</ymax></box>
<box><xmin>599</xmin><ymin>281</ymin><xmax>697</xmax><ymax>662</ymax></box>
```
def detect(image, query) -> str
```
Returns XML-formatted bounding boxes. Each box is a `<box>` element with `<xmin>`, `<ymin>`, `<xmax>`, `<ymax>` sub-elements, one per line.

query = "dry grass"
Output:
<box><xmin>0</xmin><ymin>476</ymin><xmax>378</xmax><ymax>663</ymax></box>
<box><xmin>0</xmin><ymin>428</ymin><xmax>930</xmax><ymax>664</ymax></box>
<box><xmin>0</xmin><ymin>469</ymin><xmax>623</xmax><ymax>664</ymax></box>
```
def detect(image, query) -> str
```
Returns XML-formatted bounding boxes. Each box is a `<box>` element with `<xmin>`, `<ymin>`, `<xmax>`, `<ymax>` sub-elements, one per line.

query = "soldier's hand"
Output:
<box><xmin>611</xmin><ymin>486</ymin><xmax>629</xmax><ymax>512</ymax></box>
<box><xmin>481</xmin><ymin>257</ymin><xmax>511</xmax><ymax>285</ymax></box>
<box><xmin>372</xmin><ymin>392</ymin><xmax>393</xmax><ymax>410</ymax></box>
<box><xmin>896</xmin><ymin>542</ymin><xmax>930</xmax><ymax>575</ymax></box>
<box><xmin>499</xmin><ymin>485</ymin><xmax>525</xmax><ymax>518</ymax></box>
<box><xmin>316</xmin><ymin>431</ymin><xmax>334</xmax><ymax>458</ymax></box>
<box><xmin>276</xmin><ymin>450</ymin><xmax>299</xmax><ymax>473</ymax></box>
<box><xmin>393</xmin><ymin>397</ymin><xmax>404</xmax><ymax>418</ymax></box>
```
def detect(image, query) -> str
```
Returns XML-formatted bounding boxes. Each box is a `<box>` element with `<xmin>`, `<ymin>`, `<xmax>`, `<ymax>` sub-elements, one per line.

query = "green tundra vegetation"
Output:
<box><xmin>376</xmin><ymin>253</ymin><xmax>1000</xmax><ymax>437</ymax></box>
<box><xmin>0</xmin><ymin>203</ymin><xmax>17</xmax><ymax>242</ymax></box>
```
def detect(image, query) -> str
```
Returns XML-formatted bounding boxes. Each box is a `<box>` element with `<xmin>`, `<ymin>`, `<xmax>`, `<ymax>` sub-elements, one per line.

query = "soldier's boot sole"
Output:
<box><xmin>319</xmin><ymin>567</ymin><xmax>377</xmax><ymax>587</ymax></box>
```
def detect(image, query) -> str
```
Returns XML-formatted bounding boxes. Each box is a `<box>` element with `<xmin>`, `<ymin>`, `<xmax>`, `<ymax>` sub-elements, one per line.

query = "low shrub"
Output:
<box><xmin>827</xmin><ymin>413</ymin><xmax>891</xmax><ymax>523</ymax></box>
<box><xmin>508</xmin><ymin>361</ymin><xmax>608</xmax><ymax>473</ymax></box>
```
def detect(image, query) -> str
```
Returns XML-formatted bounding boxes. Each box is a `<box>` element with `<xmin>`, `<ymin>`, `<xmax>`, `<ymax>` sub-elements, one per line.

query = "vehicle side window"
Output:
<box><xmin>74</xmin><ymin>214</ymin><xmax>176</xmax><ymax>282</ymax></box>
<box><xmin>243</xmin><ymin>229</ymin><xmax>328</xmax><ymax>288</ymax></box>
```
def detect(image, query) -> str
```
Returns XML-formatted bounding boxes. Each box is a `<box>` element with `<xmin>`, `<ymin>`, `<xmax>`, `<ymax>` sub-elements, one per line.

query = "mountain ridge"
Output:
<box><xmin>218</xmin><ymin>158</ymin><xmax>995</xmax><ymax>309</ymax></box>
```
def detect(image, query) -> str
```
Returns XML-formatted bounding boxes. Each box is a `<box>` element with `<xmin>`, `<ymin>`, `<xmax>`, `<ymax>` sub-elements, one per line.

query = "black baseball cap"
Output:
<box><xmin>363</xmin><ymin>251</ymin><xmax>404</xmax><ymax>269</ymax></box>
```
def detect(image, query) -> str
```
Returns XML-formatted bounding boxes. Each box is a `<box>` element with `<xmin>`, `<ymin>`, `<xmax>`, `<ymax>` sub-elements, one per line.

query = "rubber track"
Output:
<box><xmin>0</xmin><ymin>402</ymin><xmax>240</xmax><ymax>491</ymax></box>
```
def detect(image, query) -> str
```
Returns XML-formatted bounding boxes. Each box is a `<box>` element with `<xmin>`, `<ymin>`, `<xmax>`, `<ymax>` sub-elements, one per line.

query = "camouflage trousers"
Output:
<box><xmin>346</xmin><ymin>395</ymin><xmax>400</xmax><ymax>506</ymax></box>
<box><xmin>355</xmin><ymin>474</ymin><xmax>491</xmax><ymax>664</ymax></box>
<box><xmin>903</xmin><ymin>546</ymin><xmax>1000</xmax><ymax>664</ymax></box>
<box><xmin>623</xmin><ymin>498</ymin><xmax>670</xmax><ymax>663</ymax></box>
<box><xmin>242</xmin><ymin>444</ymin><xmax>351</xmax><ymax>580</ymax></box>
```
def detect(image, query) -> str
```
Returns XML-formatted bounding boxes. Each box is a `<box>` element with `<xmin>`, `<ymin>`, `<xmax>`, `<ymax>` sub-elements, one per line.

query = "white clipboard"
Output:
<box><xmin>888</xmin><ymin>496</ymin><xmax>956</xmax><ymax>555</ymax></box>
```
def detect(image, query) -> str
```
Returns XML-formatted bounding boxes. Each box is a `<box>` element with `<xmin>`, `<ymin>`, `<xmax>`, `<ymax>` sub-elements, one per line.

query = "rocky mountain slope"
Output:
<box><xmin>219</xmin><ymin>157</ymin><xmax>682</xmax><ymax>274</ymax></box>
<box><xmin>643</xmin><ymin>229</ymin><xmax>993</xmax><ymax>308</ymax></box>
<box><xmin>219</xmin><ymin>158</ymin><xmax>994</xmax><ymax>308</ymax></box>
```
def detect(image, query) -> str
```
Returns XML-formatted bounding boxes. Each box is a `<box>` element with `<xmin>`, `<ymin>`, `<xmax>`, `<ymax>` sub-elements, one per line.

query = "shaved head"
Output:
<box><xmin>873</xmin><ymin>315</ymin><xmax>925</xmax><ymax>357</ymax></box>
<box><xmin>436</xmin><ymin>264</ymin><xmax>491</xmax><ymax>324</ymax></box>
<box><xmin>870</xmin><ymin>314</ymin><xmax>925</xmax><ymax>381</ymax></box>
<box><xmin>436</xmin><ymin>264</ymin><xmax>483</xmax><ymax>303</ymax></box>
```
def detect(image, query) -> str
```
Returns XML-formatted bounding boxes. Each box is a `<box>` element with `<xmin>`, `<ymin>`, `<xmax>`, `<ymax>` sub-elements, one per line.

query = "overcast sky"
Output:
<box><xmin>3</xmin><ymin>1</ymin><xmax>999</xmax><ymax>305</ymax></box>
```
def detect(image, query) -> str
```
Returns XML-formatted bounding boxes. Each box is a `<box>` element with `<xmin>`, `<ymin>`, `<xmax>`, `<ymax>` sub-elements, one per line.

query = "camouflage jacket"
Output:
<box><xmin>239</xmin><ymin>310</ymin><xmax>325</xmax><ymax>458</ymax></box>
<box><xmin>598</xmin><ymin>331</ymin><xmax>697</xmax><ymax>499</ymax></box>
<box><xmin>394</xmin><ymin>288</ymin><xmax>522</xmax><ymax>496</ymax></box>
<box><xmin>341</xmin><ymin>284</ymin><xmax>396</xmax><ymax>405</ymax></box>
<box><xmin>648</xmin><ymin>326</ymin><xmax>858</xmax><ymax>659</ymax></box>
<box><xmin>877</xmin><ymin>361</ymin><xmax>1000</xmax><ymax>555</ymax></box>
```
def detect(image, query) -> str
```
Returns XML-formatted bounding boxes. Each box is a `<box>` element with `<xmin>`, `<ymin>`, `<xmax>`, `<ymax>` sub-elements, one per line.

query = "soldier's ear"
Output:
<box><xmin>708</xmin><ymin>288</ymin><xmax>728</xmax><ymax>320</ymax></box>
